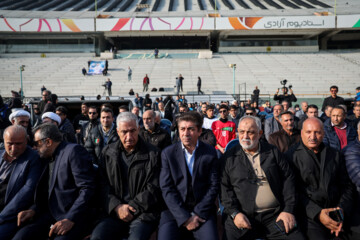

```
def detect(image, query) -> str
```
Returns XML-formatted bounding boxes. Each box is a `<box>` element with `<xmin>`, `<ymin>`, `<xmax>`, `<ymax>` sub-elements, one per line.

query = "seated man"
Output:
<box><xmin>323</xmin><ymin>106</ymin><xmax>357</xmax><ymax>151</ymax></box>
<box><xmin>14</xmin><ymin>123</ymin><xmax>95</xmax><ymax>240</ymax></box>
<box><xmin>268</xmin><ymin>111</ymin><xmax>300</xmax><ymax>153</ymax></box>
<box><xmin>159</xmin><ymin>112</ymin><xmax>219</xmax><ymax>240</ymax></box>
<box><xmin>221</xmin><ymin>116</ymin><xmax>305</xmax><ymax>240</ymax></box>
<box><xmin>343</xmin><ymin>121</ymin><xmax>360</xmax><ymax>239</ymax></box>
<box><xmin>91</xmin><ymin>112</ymin><xmax>162</xmax><ymax>240</ymax></box>
<box><xmin>0</xmin><ymin>126</ymin><xmax>42</xmax><ymax>240</ymax></box>
<box><xmin>285</xmin><ymin>118</ymin><xmax>354</xmax><ymax>239</ymax></box>
<box><xmin>139</xmin><ymin>110</ymin><xmax>171</xmax><ymax>150</ymax></box>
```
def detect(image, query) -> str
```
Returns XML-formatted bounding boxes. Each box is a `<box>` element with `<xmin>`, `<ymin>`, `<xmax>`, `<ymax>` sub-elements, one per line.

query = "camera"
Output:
<box><xmin>289</xmin><ymin>85</ymin><xmax>293</xmax><ymax>89</ymax></box>
<box><xmin>280</xmin><ymin>79</ymin><xmax>287</xmax><ymax>86</ymax></box>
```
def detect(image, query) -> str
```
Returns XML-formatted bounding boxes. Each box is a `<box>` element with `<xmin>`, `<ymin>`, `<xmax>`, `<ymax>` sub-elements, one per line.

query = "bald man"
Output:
<box><xmin>0</xmin><ymin>126</ymin><xmax>42</xmax><ymax>240</ymax></box>
<box><xmin>285</xmin><ymin>118</ymin><xmax>354</xmax><ymax>240</ymax></box>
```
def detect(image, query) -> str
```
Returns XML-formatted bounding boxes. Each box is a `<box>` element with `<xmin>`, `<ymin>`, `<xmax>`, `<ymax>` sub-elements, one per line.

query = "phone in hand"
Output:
<box><xmin>329</xmin><ymin>209</ymin><xmax>344</xmax><ymax>222</ymax></box>
<box><xmin>274</xmin><ymin>220</ymin><xmax>286</xmax><ymax>235</ymax></box>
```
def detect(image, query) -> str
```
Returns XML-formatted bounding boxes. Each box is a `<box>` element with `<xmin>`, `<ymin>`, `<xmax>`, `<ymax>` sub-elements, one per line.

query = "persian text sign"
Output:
<box><xmin>216</xmin><ymin>16</ymin><xmax>335</xmax><ymax>30</ymax></box>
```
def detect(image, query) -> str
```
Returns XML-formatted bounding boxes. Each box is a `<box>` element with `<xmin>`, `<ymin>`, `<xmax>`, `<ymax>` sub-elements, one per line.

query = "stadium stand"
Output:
<box><xmin>1</xmin><ymin>51</ymin><xmax>359</xmax><ymax>98</ymax></box>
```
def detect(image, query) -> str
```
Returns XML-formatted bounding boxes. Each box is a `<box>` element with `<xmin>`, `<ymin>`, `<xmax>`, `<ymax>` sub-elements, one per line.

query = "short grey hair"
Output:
<box><xmin>116</xmin><ymin>112</ymin><xmax>139</xmax><ymax>128</ymax></box>
<box><xmin>3</xmin><ymin>125</ymin><xmax>27</xmax><ymax>139</ymax></box>
<box><xmin>154</xmin><ymin>111</ymin><xmax>161</xmax><ymax>119</ymax></box>
<box><xmin>33</xmin><ymin>123</ymin><xmax>62</xmax><ymax>142</ymax></box>
<box><xmin>238</xmin><ymin>116</ymin><xmax>262</xmax><ymax>132</ymax></box>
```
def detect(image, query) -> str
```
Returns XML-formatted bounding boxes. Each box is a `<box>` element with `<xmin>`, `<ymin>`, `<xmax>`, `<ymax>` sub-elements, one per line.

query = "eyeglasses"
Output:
<box><xmin>33</xmin><ymin>138</ymin><xmax>47</xmax><ymax>147</ymax></box>
<box><xmin>88</xmin><ymin>112</ymin><xmax>97</xmax><ymax>115</ymax></box>
<box><xmin>219</xmin><ymin>110</ymin><xmax>227</xmax><ymax>113</ymax></box>
<box><xmin>42</xmin><ymin>94</ymin><xmax>48</xmax><ymax>97</ymax></box>
<box><xmin>330</xmin><ymin>90</ymin><xmax>338</xmax><ymax>93</ymax></box>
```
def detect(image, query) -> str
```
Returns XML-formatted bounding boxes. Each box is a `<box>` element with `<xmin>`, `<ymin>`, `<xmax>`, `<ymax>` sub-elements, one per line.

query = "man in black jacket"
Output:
<box><xmin>221</xmin><ymin>115</ymin><xmax>305</xmax><ymax>240</ymax></box>
<box><xmin>321</xmin><ymin>85</ymin><xmax>345</xmax><ymax>112</ymax></box>
<box><xmin>139</xmin><ymin>110</ymin><xmax>171</xmax><ymax>151</ymax></box>
<box><xmin>285</xmin><ymin>117</ymin><xmax>354</xmax><ymax>240</ymax></box>
<box><xmin>85</xmin><ymin>108</ymin><xmax>119</xmax><ymax>165</ymax></box>
<box><xmin>90</xmin><ymin>112</ymin><xmax>162</xmax><ymax>240</ymax></box>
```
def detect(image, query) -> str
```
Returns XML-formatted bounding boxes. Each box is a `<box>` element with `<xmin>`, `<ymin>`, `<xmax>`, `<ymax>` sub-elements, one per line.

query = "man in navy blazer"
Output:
<box><xmin>159</xmin><ymin>112</ymin><xmax>220</xmax><ymax>240</ymax></box>
<box><xmin>0</xmin><ymin>126</ymin><xmax>42</xmax><ymax>240</ymax></box>
<box><xmin>14</xmin><ymin>123</ymin><xmax>95</xmax><ymax>240</ymax></box>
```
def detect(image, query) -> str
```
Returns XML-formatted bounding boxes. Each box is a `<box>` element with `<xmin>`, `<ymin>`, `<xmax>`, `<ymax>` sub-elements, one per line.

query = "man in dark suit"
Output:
<box><xmin>14</xmin><ymin>123</ymin><xmax>95</xmax><ymax>240</ymax></box>
<box><xmin>285</xmin><ymin>118</ymin><xmax>354</xmax><ymax>239</ymax></box>
<box><xmin>159</xmin><ymin>111</ymin><xmax>220</xmax><ymax>240</ymax></box>
<box><xmin>221</xmin><ymin>116</ymin><xmax>305</xmax><ymax>240</ymax></box>
<box><xmin>0</xmin><ymin>126</ymin><xmax>42</xmax><ymax>240</ymax></box>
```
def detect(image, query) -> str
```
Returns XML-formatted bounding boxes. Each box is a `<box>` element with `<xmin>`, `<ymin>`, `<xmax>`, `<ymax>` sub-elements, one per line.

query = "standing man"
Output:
<box><xmin>14</xmin><ymin>123</ymin><xmax>95</xmax><ymax>240</ymax></box>
<box><xmin>295</xmin><ymin>101</ymin><xmax>308</xmax><ymax>118</ymax></box>
<box><xmin>73</xmin><ymin>103</ymin><xmax>89</xmax><ymax>132</ymax></box>
<box><xmin>154</xmin><ymin>48</ymin><xmax>159</xmax><ymax>58</ymax></box>
<box><xmin>252</xmin><ymin>86</ymin><xmax>260</xmax><ymax>106</ymax></box>
<box><xmin>179</xmin><ymin>74</ymin><xmax>184</xmax><ymax>92</ymax></box>
<box><xmin>78</xmin><ymin>106</ymin><xmax>99</xmax><ymax>145</ymax></box>
<box><xmin>197</xmin><ymin>77</ymin><xmax>203</xmax><ymax>95</ymax></box>
<box><xmin>38</xmin><ymin>90</ymin><xmax>51</xmax><ymax>113</ymax></box>
<box><xmin>139</xmin><ymin>110</ymin><xmax>171</xmax><ymax>151</ymax></box>
<box><xmin>159</xmin><ymin>112</ymin><xmax>219</xmax><ymax>240</ymax></box>
<box><xmin>211</xmin><ymin>104</ymin><xmax>236</xmax><ymax>155</ymax></box>
<box><xmin>106</xmin><ymin>78</ymin><xmax>112</xmax><ymax>96</ymax></box>
<box><xmin>268</xmin><ymin>111</ymin><xmax>300</xmax><ymax>153</ymax></box>
<box><xmin>55</xmin><ymin>106</ymin><xmax>76</xmax><ymax>143</ymax></box>
<box><xmin>221</xmin><ymin>116</ymin><xmax>304</xmax><ymax>240</ymax></box>
<box><xmin>274</xmin><ymin>87</ymin><xmax>297</xmax><ymax>107</ymax></box>
<box><xmin>321</xmin><ymin>85</ymin><xmax>345</xmax><ymax>112</ymax></box>
<box><xmin>85</xmin><ymin>108</ymin><xmax>119</xmax><ymax>165</ymax></box>
<box><xmin>90</xmin><ymin>112</ymin><xmax>162</xmax><ymax>240</ymax></box>
<box><xmin>134</xmin><ymin>93</ymin><xmax>144</xmax><ymax>116</ymax></box>
<box><xmin>202</xmin><ymin>105</ymin><xmax>218</xmax><ymax>130</ymax></box>
<box><xmin>0</xmin><ymin>126</ymin><xmax>42</xmax><ymax>240</ymax></box>
<box><xmin>285</xmin><ymin>118</ymin><xmax>354</xmax><ymax>239</ymax></box>
<box><xmin>128</xmin><ymin>66</ymin><xmax>132</xmax><ymax>81</ymax></box>
<box><xmin>323</xmin><ymin>106</ymin><xmax>357</xmax><ymax>151</ymax></box>
<box><xmin>264</xmin><ymin>104</ymin><xmax>283</xmax><ymax>141</ymax></box>
<box><xmin>143</xmin><ymin>74</ymin><xmax>150</xmax><ymax>92</ymax></box>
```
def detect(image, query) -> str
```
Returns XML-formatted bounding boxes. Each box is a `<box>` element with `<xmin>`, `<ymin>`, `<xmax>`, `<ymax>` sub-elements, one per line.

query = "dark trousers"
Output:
<box><xmin>13</xmin><ymin>212</ymin><xmax>88</xmax><ymax>240</ymax></box>
<box><xmin>90</xmin><ymin>217</ymin><xmax>157</xmax><ymax>240</ymax></box>
<box><xmin>224</xmin><ymin>210</ymin><xmax>305</xmax><ymax>240</ymax></box>
<box><xmin>197</xmin><ymin>86</ymin><xmax>203</xmax><ymax>95</ymax></box>
<box><xmin>0</xmin><ymin>220</ymin><xmax>18</xmax><ymax>240</ymax></box>
<box><xmin>108</xmin><ymin>88</ymin><xmax>112</xmax><ymax>96</ymax></box>
<box><xmin>158</xmin><ymin>214</ymin><xmax>219</xmax><ymax>240</ymax></box>
<box><xmin>304</xmin><ymin>217</ymin><xmax>350</xmax><ymax>240</ymax></box>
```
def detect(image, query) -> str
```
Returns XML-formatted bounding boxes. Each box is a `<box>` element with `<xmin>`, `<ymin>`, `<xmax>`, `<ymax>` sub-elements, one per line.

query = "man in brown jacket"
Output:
<box><xmin>268</xmin><ymin>111</ymin><xmax>300</xmax><ymax>153</ymax></box>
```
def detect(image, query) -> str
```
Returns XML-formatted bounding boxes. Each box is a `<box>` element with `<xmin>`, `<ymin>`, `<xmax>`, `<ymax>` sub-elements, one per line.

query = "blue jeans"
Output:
<box><xmin>91</xmin><ymin>217</ymin><xmax>157</xmax><ymax>240</ymax></box>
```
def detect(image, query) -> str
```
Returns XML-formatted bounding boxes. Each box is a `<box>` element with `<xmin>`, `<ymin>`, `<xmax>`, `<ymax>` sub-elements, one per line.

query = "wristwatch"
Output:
<box><xmin>230</xmin><ymin>211</ymin><xmax>239</xmax><ymax>220</ymax></box>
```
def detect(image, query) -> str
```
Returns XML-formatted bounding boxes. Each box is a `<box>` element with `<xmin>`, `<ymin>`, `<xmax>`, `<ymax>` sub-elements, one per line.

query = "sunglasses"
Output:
<box><xmin>245</xmin><ymin>112</ymin><xmax>253</xmax><ymax>115</ymax></box>
<box><xmin>88</xmin><ymin>112</ymin><xmax>97</xmax><ymax>115</ymax></box>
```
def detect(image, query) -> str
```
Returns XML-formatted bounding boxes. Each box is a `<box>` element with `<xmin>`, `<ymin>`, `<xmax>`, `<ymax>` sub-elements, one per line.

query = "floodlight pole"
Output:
<box><xmin>232</xmin><ymin>64</ymin><xmax>236</xmax><ymax>96</ymax></box>
<box><xmin>334</xmin><ymin>0</ymin><xmax>337</xmax><ymax>16</ymax></box>
<box><xmin>19</xmin><ymin>65</ymin><xmax>25</xmax><ymax>99</ymax></box>
<box><xmin>214</xmin><ymin>0</ymin><xmax>217</xmax><ymax>29</ymax></box>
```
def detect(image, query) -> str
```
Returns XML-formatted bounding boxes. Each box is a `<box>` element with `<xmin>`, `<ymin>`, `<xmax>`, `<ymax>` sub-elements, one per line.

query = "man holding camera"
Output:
<box><xmin>285</xmin><ymin>118</ymin><xmax>354</xmax><ymax>239</ymax></box>
<box><xmin>274</xmin><ymin>80</ymin><xmax>297</xmax><ymax>107</ymax></box>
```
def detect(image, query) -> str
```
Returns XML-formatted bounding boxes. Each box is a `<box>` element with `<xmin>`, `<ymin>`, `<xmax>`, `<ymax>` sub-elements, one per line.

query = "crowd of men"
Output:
<box><xmin>0</xmin><ymin>84</ymin><xmax>360</xmax><ymax>240</ymax></box>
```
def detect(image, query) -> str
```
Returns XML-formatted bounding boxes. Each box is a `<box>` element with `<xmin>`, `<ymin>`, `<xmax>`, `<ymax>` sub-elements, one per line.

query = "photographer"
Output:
<box><xmin>102</xmin><ymin>78</ymin><xmax>112</xmax><ymax>96</ymax></box>
<box><xmin>274</xmin><ymin>80</ymin><xmax>297</xmax><ymax>107</ymax></box>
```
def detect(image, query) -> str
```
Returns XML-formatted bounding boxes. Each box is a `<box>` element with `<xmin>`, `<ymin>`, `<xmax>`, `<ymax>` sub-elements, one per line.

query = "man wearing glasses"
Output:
<box><xmin>77</xmin><ymin>106</ymin><xmax>99</xmax><ymax>146</ymax></box>
<box><xmin>221</xmin><ymin>116</ymin><xmax>305</xmax><ymax>240</ymax></box>
<box><xmin>211</xmin><ymin>105</ymin><xmax>236</xmax><ymax>156</ymax></box>
<box><xmin>321</xmin><ymin>85</ymin><xmax>345</xmax><ymax>112</ymax></box>
<box><xmin>14</xmin><ymin>123</ymin><xmax>95</xmax><ymax>240</ymax></box>
<box><xmin>38</xmin><ymin>90</ymin><xmax>51</xmax><ymax>114</ymax></box>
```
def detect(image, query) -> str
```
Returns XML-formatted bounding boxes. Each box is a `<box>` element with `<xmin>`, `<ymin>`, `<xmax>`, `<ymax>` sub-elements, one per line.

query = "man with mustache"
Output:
<box><xmin>221</xmin><ymin>116</ymin><xmax>305</xmax><ymax>240</ymax></box>
<box><xmin>285</xmin><ymin>118</ymin><xmax>354</xmax><ymax>239</ymax></box>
